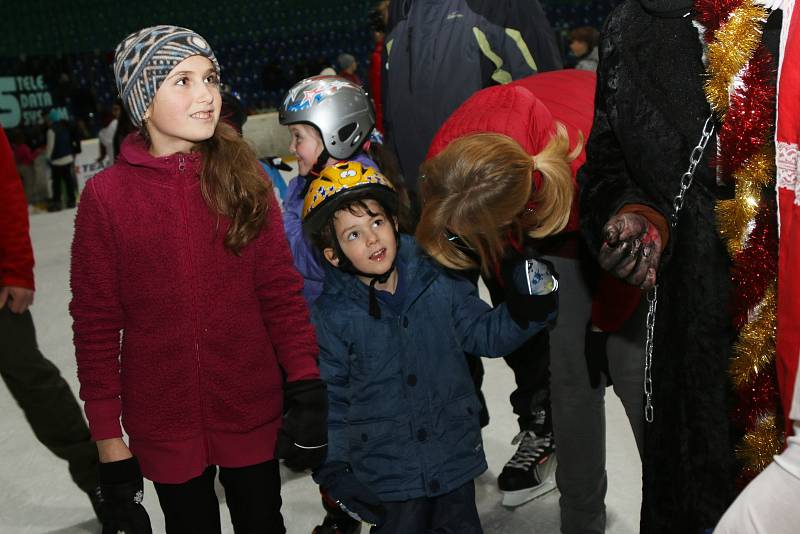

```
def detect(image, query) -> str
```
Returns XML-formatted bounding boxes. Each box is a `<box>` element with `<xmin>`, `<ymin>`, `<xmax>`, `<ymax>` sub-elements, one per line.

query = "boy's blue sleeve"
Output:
<box><xmin>282</xmin><ymin>176</ymin><xmax>326</xmax><ymax>285</ymax></box>
<box><xmin>311</xmin><ymin>307</ymin><xmax>350</xmax><ymax>464</ymax></box>
<box><xmin>449</xmin><ymin>273</ymin><xmax>554</xmax><ymax>357</ymax></box>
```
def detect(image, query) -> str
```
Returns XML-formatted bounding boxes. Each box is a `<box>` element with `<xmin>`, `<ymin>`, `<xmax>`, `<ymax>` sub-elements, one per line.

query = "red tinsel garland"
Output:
<box><xmin>733</xmin><ymin>371</ymin><xmax>780</xmax><ymax>428</ymax></box>
<box><xmin>718</xmin><ymin>47</ymin><xmax>777</xmax><ymax>181</ymax></box>
<box><xmin>695</xmin><ymin>0</ymin><xmax>742</xmax><ymax>35</ymax></box>
<box><xmin>694</xmin><ymin>0</ymin><xmax>781</xmax><ymax>486</ymax></box>
<box><xmin>730</xmin><ymin>202</ymin><xmax>779</xmax><ymax>328</ymax></box>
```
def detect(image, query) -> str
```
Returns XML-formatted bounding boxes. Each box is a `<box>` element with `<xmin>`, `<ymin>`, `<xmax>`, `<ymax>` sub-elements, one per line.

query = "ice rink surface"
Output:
<box><xmin>0</xmin><ymin>207</ymin><xmax>641</xmax><ymax>533</ymax></box>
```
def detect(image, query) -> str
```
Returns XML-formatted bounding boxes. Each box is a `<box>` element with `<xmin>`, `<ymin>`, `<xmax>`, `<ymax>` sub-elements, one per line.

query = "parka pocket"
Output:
<box><xmin>347</xmin><ymin>418</ymin><xmax>411</xmax><ymax>488</ymax></box>
<box><xmin>442</xmin><ymin>395</ymin><xmax>484</xmax><ymax>457</ymax></box>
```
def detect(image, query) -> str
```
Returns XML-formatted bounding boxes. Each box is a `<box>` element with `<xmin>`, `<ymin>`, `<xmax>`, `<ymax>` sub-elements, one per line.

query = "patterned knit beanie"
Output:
<box><xmin>114</xmin><ymin>25</ymin><xmax>220</xmax><ymax>127</ymax></box>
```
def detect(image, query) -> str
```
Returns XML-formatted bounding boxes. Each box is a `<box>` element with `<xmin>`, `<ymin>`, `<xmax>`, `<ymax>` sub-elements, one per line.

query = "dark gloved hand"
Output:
<box><xmin>98</xmin><ymin>457</ymin><xmax>152</xmax><ymax>534</ymax></box>
<box><xmin>598</xmin><ymin>213</ymin><xmax>662</xmax><ymax>290</ymax></box>
<box><xmin>501</xmin><ymin>257</ymin><xmax>559</xmax><ymax>327</ymax></box>
<box><xmin>276</xmin><ymin>379</ymin><xmax>328</xmax><ymax>471</ymax></box>
<box><xmin>584</xmin><ymin>322</ymin><xmax>613</xmax><ymax>389</ymax></box>
<box><xmin>313</xmin><ymin>462</ymin><xmax>386</xmax><ymax>527</ymax></box>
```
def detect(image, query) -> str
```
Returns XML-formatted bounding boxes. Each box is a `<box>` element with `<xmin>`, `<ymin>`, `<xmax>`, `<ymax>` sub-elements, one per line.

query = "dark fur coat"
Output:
<box><xmin>579</xmin><ymin>2</ymin><xmax>780</xmax><ymax>532</ymax></box>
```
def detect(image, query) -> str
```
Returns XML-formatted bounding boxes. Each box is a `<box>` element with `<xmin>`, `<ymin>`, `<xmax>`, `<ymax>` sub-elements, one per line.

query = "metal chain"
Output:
<box><xmin>643</xmin><ymin>114</ymin><xmax>714</xmax><ymax>423</ymax></box>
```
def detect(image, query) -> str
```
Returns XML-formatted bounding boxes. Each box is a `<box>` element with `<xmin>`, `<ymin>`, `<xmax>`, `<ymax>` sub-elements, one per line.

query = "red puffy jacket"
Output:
<box><xmin>0</xmin><ymin>127</ymin><xmax>34</xmax><ymax>291</ymax></box>
<box><xmin>427</xmin><ymin>70</ymin><xmax>640</xmax><ymax>331</ymax></box>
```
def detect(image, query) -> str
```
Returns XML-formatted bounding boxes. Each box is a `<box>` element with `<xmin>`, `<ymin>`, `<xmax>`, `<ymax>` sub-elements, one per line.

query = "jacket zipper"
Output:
<box><xmin>178</xmin><ymin>154</ymin><xmax>208</xmax><ymax>457</ymax></box>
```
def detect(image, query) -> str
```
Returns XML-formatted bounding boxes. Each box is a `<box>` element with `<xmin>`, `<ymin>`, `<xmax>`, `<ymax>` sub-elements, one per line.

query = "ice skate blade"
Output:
<box><xmin>501</xmin><ymin>479</ymin><xmax>558</xmax><ymax>507</ymax></box>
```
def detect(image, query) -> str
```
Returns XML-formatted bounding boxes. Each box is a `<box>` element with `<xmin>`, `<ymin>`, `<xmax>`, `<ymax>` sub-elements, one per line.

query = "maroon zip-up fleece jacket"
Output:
<box><xmin>70</xmin><ymin>133</ymin><xmax>319</xmax><ymax>483</ymax></box>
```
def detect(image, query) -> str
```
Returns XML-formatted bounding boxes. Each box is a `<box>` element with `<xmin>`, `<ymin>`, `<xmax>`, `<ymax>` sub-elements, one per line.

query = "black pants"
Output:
<box><xmin>50</xmin><ymin>163</ymin><xmax>76</xmax><ymax>206</ymax></box>
<box><xmin>0</xmin><ymin>306</ymin><xmax>98</xmax><ymax>491</ymax></box>
<box><xmin>153</xmin><ymin>460</ymin><xmax>285</xmax><ymax>534</ymax></box>
<box><xmin>371</xmin><ymin>481</ymin><xmax>482</xmax><ymax>533</ymax></box>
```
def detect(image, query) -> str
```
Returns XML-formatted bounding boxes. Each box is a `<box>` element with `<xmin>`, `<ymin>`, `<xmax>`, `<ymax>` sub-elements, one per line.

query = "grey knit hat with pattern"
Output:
<box><xmin>114</xmin><ymin>25</ymin><xmax>220</xmax><ymax>127</ymax></box>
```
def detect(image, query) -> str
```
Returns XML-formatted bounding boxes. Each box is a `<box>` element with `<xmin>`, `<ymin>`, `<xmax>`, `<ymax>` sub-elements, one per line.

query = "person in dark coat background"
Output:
<box><xmin>578</xmin><ymin>0</ymin><xmax>783</xmax><ymax>532</ymax></box>
<box><xmin>382</xmin><ymin>0</ymin><xmax>563</xmax><ymax>195</ymax></box>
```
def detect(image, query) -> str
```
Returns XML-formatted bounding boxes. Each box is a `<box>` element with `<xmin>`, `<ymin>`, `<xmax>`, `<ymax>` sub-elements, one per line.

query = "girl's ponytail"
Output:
<box><xmin>522</xmin><ymin>123</ymin><xmax>581</xmax><ymax>239</ymax></box>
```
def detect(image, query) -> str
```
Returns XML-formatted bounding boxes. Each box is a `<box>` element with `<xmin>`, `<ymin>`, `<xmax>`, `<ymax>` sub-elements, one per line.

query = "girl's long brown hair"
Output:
<box><xmin>197</xmin><ymin>121</ymin><xmax>270</xmax><ymax>254</ymax></box>
<box><xmin>416</xmin><ymin>127</ymin><xmax>578</xmax><ymax>275</ymax></box>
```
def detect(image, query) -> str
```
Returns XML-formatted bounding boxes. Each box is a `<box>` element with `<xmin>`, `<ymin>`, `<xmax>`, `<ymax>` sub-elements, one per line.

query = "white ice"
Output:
<box><xmin>0</xmin><ymin>207</ymin><xmax>641</xmax><ymax>533</ymax></box>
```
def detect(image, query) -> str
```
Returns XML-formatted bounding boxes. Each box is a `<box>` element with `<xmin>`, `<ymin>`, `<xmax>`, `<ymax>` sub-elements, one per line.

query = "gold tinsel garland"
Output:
<box><xmin>703</xmin><ymin>0</ymin><xmax>783</xmax><ymax>479</ymax></box>
<box><xmin>730</xmin><ymin>283</ymin><xmax>777</xmax><ymax>387</ymax></box>
<box><xmin>716</xmin><ymin>149</ymin><xmax>774</xmax><ymax>255</ymax></box>
<box><xmin>705</xmin><ymin>3</ymin><xmax>769</xmax><ymax>114</ymax></box>
<box><xmin>736</xmin><ymin>414</ymin><xmax>780</xmax><ymax>473</ymax></box>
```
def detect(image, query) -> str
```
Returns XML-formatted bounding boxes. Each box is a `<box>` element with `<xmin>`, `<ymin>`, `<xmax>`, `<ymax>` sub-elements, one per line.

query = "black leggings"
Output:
<box><xmin>153</xmin><ymin>460</ymin><xmax>285</xmax><ymax>534</ymax></box>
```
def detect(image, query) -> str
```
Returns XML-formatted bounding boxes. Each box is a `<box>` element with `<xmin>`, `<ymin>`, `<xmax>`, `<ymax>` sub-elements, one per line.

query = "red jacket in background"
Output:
<box><xmin>370</xmin><ymin>38</ymin><xmax>384</xmax><ymax>133</ymax></box>
<box><xmin>426</xmin><ymin>70</ymin><xmax>640</xmax><ymax>331</ymax></box>
<box><xmin>70</xmin><ymin>134</ymin><xmax>319</xmax><ymax>483</ymax></box>
<box><xmin>0</xmin><ymin>127</ymin><xmax>35</xmax><ymax>290</ymax></box>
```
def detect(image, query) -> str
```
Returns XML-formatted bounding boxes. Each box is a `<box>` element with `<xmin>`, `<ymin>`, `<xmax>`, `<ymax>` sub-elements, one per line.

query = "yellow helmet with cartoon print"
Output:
<box><xmin>302</xmin><ymin>161</ymin><xmax>397</xmax><ymax>235</ymax></box>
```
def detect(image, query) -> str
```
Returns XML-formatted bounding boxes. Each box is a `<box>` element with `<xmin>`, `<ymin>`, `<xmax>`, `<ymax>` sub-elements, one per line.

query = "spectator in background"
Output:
<box><xmin>368</xmin><ymin>0</ymin><xmax>390</xmax><ymax>133</ymax></box>
<box><xmin>97</xmin><ymin>99</ymin><xmax>122</xmax><ymax>167</ymax></box>
<box><xmin>569</xmin><ymin>26</ymin><xmax>600</xmax><ymax>72</ymax></box>
<box><xmin>382</xmin><ymin>0</ymin><xmax>562</xmax><ymax>195</ymax></box>
<box><xmin>336</xmin><ymin>53</ymin><xmax>362</xmax><ymax>86</ymax></box>
<box><xmin>45</xmin><ymin>108</ymin><xmax>79</xmax><ymax>211</ymax></box>
<box><xmin>111</xmin><ymin>104</ymin><xmax>134</xmax><ymax>163</ymax></box>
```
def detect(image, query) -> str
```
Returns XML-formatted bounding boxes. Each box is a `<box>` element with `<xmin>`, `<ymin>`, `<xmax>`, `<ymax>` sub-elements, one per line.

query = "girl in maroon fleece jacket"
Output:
<box><xmin>70</xmin><ymin>26</ymin><xmax>323</xmax><ymax>534</ymax></box>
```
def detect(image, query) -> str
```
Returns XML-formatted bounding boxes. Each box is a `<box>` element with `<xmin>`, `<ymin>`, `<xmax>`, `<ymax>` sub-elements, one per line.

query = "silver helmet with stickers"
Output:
<box><xmin>279</xmin><ymin>75</ymin><xmax>376</xmax><ymax>160</ymax></box>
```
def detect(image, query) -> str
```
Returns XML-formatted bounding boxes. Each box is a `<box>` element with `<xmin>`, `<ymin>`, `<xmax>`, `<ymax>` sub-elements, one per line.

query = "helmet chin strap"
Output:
<box><xmin>300</xmin><ymin>148</ymin><xmax>332</xmax><ymax>197</ymax></box>
<box><xmin>367</xmin><ymin>266</ymin><xmax>396</xmax><ymax>319</ymax></box>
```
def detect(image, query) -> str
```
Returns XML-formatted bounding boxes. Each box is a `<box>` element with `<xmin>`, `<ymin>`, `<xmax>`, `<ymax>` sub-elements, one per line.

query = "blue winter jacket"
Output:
<box><xmin>282</xmin><ymin>153</ymin><xmax>379</xmax><ymax>304</ymax></box>
<box><xmin>311</xmin><ymin>235</ymin><xmax>553</xmax><ymax>501</ymax></box>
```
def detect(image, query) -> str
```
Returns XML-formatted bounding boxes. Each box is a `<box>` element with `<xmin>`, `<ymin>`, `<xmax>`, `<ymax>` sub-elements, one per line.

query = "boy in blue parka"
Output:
<box><xmin>303</xmin><ymin>161</ymin><xmax>557</xmax><ymax>533</ymax></box>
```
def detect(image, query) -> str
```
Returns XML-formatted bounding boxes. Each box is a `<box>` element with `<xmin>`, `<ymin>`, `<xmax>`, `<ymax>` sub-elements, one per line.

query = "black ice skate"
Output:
<box><xmin>497</xmin><ymin>430</ymin><xmax>557</xmax><ymax>507</ymax></box>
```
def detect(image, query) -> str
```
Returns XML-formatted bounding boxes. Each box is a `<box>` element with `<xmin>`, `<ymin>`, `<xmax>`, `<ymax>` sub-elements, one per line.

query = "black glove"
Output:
<box><xmin>313</xmin><ymin>462</ymin><xmax>386</xmax><ymax>527</ymax></box>
<box><xmin>276</xmin><ymin>379</ymin><xmax>328</xmax><ymax>470</ymax></box>
<box><xmin>584</xmin><ymin>322</ymin><xmax>613</xmax><ymax>389</ymax></box>
<box><xmin>501</xmin><ymin>257</ymin><xmax>559</xmax><ymax>327</ymax></box>
<box><xmin>98</xmin><ymin>457</ymin><xmax>152</xmax><ymax>534</ymax></box>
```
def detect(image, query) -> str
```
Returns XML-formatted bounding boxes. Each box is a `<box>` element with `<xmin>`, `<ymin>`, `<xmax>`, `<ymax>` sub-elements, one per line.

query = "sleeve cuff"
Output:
<box><xmin>617</xmin><ymin>204</ymin><xmax>670</xmax><ymax>248</ymax></box>
<box><xmin>84</xmin><ymin>398</ymin><xmax>123</xmax><ymax>441</ymax></box>
<box><xmin>1</xmin><ymin>274</ymin><xmax>35</xmax><ymax>291</ymax></box>
<box><xmin>284</xmin><ymin>365</ymin><xmax>321</xmax><ymax>384</ymax></box>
